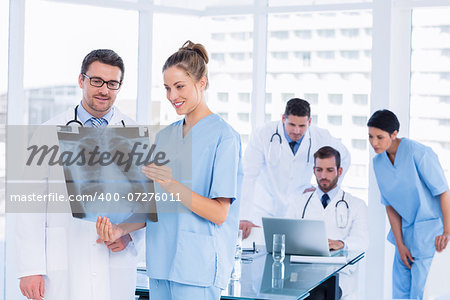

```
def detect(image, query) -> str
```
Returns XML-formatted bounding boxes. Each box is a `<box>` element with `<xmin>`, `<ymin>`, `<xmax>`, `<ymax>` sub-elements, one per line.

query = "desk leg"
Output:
<box><xmin>307</xmin><ymin>274</ymin><xmax>341</xmax><ymax>300</ymax></box>
<box><xmin>324</xmin><ymin>274</ymin><xmax>340</xmax><ymax>300</ymax></box>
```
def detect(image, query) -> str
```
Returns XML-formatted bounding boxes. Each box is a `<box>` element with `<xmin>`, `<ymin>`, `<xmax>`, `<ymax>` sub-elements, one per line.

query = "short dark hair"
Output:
<box><xmin>284</xmin><ymin>98</ymin><xmax>311</xmax><ymax>118</ymax></box>
<box><xmin>313</xmin><ymin>146</ymin><xmax>341</xmax><ymax>169</ymax></box>
<box><xmin>81</xmin><ymin>49</ymin><xmax>124</xmax><ymax>82</ymax></box>
<box><xmin>367</xmin><ymin>109</ymin><xmax>400</xmax><ymax>134</ymax></box>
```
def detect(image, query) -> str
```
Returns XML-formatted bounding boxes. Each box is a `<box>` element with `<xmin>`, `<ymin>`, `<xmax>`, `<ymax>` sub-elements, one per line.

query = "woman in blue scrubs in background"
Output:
<box><xmin>97</xmin><ymin>40</ymin><xmax>242</xmax><ymax>299</ymax></box>
<box><xmin>367</xmin><ymin>109</ymin><xmax>450</xmax><ymax>299</ymax></box>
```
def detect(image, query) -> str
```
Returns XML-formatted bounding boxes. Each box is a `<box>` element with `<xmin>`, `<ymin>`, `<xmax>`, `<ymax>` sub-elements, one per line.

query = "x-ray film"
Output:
<box><xmin>56</xmin><ymin>126</ymin><xmax>158</xmax><ymax>223</ymax></box>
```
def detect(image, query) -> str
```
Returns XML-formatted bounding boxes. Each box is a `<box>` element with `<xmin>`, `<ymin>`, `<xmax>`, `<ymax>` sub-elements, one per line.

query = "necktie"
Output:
<box><xmin>90</xmin><ymin>117</ymin><xmax>105</xmax><ymax>128</ymax></box>
<box><xmin>289</xmin><ymin>141</ymin><xmax>297</xmax><ymax>154</ymax></box>
<box><xmin>321</xmin><ymin>193</ymin><xmax>330</xmax><ymax>208</ymax></box>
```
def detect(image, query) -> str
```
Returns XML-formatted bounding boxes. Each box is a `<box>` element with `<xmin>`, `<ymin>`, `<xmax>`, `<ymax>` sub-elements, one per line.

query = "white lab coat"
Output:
<box><xmin>240</xmin><ymin>121</ymin><xmax>351</xmax><ymax>226</ymax></box>
<box><xmin>285</xmin><ymin>188</ymin><xmax>369</xmax><ymax>300</ymax></box>
<box><xmin>15</xmin><ymin>107</ymin><xmax>144</xmax><ymax>300</ymax></box>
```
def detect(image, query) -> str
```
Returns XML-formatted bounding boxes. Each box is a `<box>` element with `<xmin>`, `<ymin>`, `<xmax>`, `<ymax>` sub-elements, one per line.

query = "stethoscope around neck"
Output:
<box><xmin>268</xmin><ymin>125</ymin><xmax>312</xmax><ymax>165</ymax></box>
<box><xmin>65</xmin><ymin>105</ymin><xmax>125</xmax><ymax>127</ymax></box>
<box><xmin>301</xmin><ymin>190</ymin><xmax>349</xmax><ymax>228</ymax></box>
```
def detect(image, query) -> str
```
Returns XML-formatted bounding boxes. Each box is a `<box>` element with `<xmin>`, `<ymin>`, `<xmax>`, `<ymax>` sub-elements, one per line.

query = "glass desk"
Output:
<box><xmin>136</xmin><ymin>250</ymin><xmax>365</xmax><ymax>300</ymax></box>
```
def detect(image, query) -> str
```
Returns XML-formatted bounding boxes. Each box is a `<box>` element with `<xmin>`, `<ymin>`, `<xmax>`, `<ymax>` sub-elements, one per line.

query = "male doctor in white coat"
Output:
<box><xmin>286</xmin><ymin>146</ymin><xmax>368</xmax><ymax>300</ymax></box>
<box><xmin>240</xmin><ymin>98</ymin><xmax>350</xmax><ymax>238</ymax></box>
<box><xmin>16</xmin><ymin>49</ymin><xmax>143</xmax><ymax>300</ymax></box>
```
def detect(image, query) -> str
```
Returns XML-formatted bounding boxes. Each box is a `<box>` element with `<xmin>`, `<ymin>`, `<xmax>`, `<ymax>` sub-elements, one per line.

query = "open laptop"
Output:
<box><xmin>262</xmin><ymin>217</ymin><xmax>332</xmax><ymax>256</ymax></box>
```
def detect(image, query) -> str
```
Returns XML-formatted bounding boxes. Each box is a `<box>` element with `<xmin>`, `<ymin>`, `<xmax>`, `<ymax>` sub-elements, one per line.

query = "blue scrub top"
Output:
<box><xmin>146</xmin><ymin>114</ymin><xmax>242</xmax><ymax>289</ymax></box>
<box><xmin>373</xmin><ymin>138</ymin><xmax>449</xmax><ymax>258</ymax></box>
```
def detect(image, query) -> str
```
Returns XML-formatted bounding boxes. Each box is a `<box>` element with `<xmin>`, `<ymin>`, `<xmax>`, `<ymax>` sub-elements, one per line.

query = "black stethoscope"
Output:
<box><xmin>269</xmin><ymin>126</ymin><xmax>312</xmax><ymax>163</ymax></box>
<box><xmin>65</xmin><ymin>105</ymin><xmax>125</xmax><ymax>127</ymax></box>
<box><xmin>301</xmin><ymin>191</ymin><xmax>349</xmax><ymax>228</ymax></box>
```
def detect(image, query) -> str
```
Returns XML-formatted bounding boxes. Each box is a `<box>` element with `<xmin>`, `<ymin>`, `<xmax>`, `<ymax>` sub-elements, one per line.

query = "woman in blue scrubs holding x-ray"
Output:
<box><xmin>367</xmin><ymin>109</ymin><xmax>450</xmax><ymax>299</ymax></box>
<box><xmin>97</xmin><ymin>41</ymin><xmax>242</xmax><ymax>299</ymax></box>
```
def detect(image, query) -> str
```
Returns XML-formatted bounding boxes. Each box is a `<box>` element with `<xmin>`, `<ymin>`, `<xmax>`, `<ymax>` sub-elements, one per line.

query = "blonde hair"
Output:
<box><xmin>162</xmin><ymin>40</ymin><xmax>209</xmax><ymax>89</ymax></box>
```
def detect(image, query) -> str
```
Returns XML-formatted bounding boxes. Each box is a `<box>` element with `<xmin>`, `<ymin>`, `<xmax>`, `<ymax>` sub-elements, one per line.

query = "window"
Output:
<box><xmin>304</xmin><ymin>93</ymin><xmax>318</xmax><ymax>104</ymax></box>
<box><xmin>440</xmin><ymin>96</ymin><xmax>450</xmax><ymax>104</ymax></box>
<box><xmin>328</xmin><ymin>115</ymin><xmax>342</xmax><ymax>126</ymax></box>
<box><xmin>341</xmin><ymin>50</ymin><xmax>360</xmax><ymax>59</ymax></box>
<box><xmin>266</xmin><ymin>93</ymin><xmax>272</xmax><ymax>104</ymax></box>
<box><xmin>237</xmin><ymin>112</ymin><xmax>249</xmax><ymax>122</ymax></box>
<box><xmin>230</xmin><ymin>52</ymin><xmax>248</xmax><ymax>60</ymax></box>
<box><xmin>352</xmin><ymin>116</ymin><xmax>367</xmax><ymax>126</ymax></box>
<box><xmin>238</xmin><ymin>93</ymin><xmax>250</xmax><ymax>103</ymax></box>
<box><xmin>442</xmin><ymin>49</ymin><xmax>450</xmax><ymax>57</ymax></box>
<box><xmin>24</xmin><ymin>0</ymin><xmax>138</xmax><ymax>124</ymax></box>
<box><xmin>317</xmin><ymin>51</ymin><xmax>335</xmax><ymax>59</ymax></box>
<box><xmin>230</xmin><ymin>32</ymin><xmax>252</xmax><ymax>40</ymax></box>
<box><xmin>438</xmin><ymin>119</ymin><xmax>450</xmax><ymax>127</ymax></box>
<box><xmin>353</xmin><ymin>94</ymin><xmax>368</xmax><ymax>105</ymax></box>
<box><xmin>211</xmin><ymin>33</ymin><xmax>225</xmax><ymax>41</ymax></box>
<box><xmin>271</xmin><ymin>31</ymin><xmax>289</xmax><ymax>39</ymax></box>
<box><xmin>352</xmin><ymin>139</ymin><xmax>367</xmax><ymax>150</ymax></box>
<box><xmin>218</xmin><ymin>112</ymin><xmax>228</xmax><ymax>120</ymax></box>
<box><xmin>411</xmin><ymin>8</ymin><xmax>450</xmax><ymax>181</ymax></box>
<box><xmin>328</xmin><ymin>94</ymin><xmax>343</xmax><ymax>105</ymax></box>
<box><xmin>440</xmin><ymin>73</ymin><xmax>450</xmax><ymax>80</ymax></box>
<box><xmin>281</xmin><ymin>93</ymin><xmax>295</xmax><ymax>102</ymax></box>
<box><xmin>317</xmin><ymin>29</ymin><xmax>335</xmax><ymax>38</ymax></box>
<box><xmin>211</xmin><ymin>53</ymin><xmax>225</xmax><ymax>62</ymax></box>
<box><xmin>272</xmin><ymin>52</ymin><xmax>289</xmax><ymax>60</ymax></box>
<box><xmin>294</xmin><ymin>30</ymin><xmax>312</xmax><ymax>39</ymax></box>
<box><xmin>266</xmin><ymin>10</ymin><xmax>372</xmax><ymax>196</ymax></box>
<box><xmin>217</xmin><ymin>92</ymin><xmax>229</xmax><ymax>102</ymax></box>
<box><xmin>341</xmin><ymin>28</ymin><xmax>359</xmax><ymax>38</ymax></box>
<box><xmin>440</xmin><ymin>25</ymin><xmax>450</xmax><ymax>34</ymax></box>
<box><xmin>294</xmin><ymin>51</ymin><xmax>311</xmax><ymax>66</ymax></box>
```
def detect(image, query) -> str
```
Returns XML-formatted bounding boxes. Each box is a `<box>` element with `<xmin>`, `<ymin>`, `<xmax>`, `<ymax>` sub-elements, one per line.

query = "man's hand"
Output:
<box><xmin>105</xmin><ymin>234</ymin><xmax>132</xmax><ymax>252</ymax></box>
<box><xmin>328</xmin><ymin>239</ymin><xmax>344</xmax><ymax>250</ymax></box>
<box><xmin>303</xmin><ymin>186</ymin><xmax>316</xmax><ymax>194</ymax></box>
<box><xmin>435</xmin><ymin>233</ymin><xmax>450</xmax><ymax>252</ymax></box>
<box><xmin>96</xmin><ymin>216</ymin><xmax>125</xmax><ymax>243</ymax></box>
<box><xmin>397</xmin><ymin>243</ymin><xmax>414</xmax><ymax>269</ymax></box>
<box><xmin>20</xmin><ymin>275</ymin><xmax>44</xmax><ymax>300</ymax></box>
<box><xmin>239</xmin><ymin>220</ymin><xmax>260</xmax><ymax>240</ymax></box>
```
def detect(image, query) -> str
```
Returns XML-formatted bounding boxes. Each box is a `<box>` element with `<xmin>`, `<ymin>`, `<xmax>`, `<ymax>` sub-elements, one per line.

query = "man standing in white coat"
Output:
<box><xmin>240</xmin><ymin>98</ymin><xmax>350</xmax><ymax>238</ymax></box>
<box><xmin>16</xmin><ymin>49</ymin><xmax>143</xmax><ymax>300</ymax></box>
<box><xmin>286</xmin><ymin>146</ymin><xmax>368</xmax><ymax>300</ymax></box>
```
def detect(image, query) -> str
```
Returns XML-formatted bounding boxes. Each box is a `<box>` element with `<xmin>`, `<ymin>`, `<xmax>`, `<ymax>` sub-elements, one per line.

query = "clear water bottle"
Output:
<box><xmin>272</xmin><ymin>233</ymin><xmax>285</xmax><ymax>262</ymax></box>
<box><xmin>231</xmin><ymin>229</ymin><xmax>243</xmax><ymax>280</ymax></box>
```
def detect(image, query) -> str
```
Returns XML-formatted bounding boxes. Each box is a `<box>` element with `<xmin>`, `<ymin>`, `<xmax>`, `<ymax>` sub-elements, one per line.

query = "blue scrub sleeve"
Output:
<box><xmin>209</xmin><ymin>135</ymin><xmax>241</xmax><ymax>204</ymax></box>
<box><xmin>416</xmin><ymin>149</ymin><xmax>449</xmax><ymax>197</ymax></box>
<box><xmin>381</xmin><ymin>194</ymin><xmax>390</xmax><ymax>206</ymax></box>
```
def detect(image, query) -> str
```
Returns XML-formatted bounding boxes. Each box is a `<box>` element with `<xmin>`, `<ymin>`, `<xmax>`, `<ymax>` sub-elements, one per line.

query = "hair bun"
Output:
<box><xmin>180</xmin><ymin>40</ymin><xmax>209</xmax><ymax>64</ymax></box>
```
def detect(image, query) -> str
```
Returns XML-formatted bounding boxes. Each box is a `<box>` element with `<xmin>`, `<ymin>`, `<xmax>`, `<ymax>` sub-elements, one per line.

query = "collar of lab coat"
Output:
<box><xmin>307</xmin><ymin>188</ymin><xmax>344</xmax><ymax>211</ymax></box>
<box><xmin>315</xmin><ymin>185</ymin><xmax>340</xmax><ymax>204</ymax></box>
<box><xmin>276</xmin><ymin>120</ymin><xmax>311</xmax><ymax>152</ymax></box>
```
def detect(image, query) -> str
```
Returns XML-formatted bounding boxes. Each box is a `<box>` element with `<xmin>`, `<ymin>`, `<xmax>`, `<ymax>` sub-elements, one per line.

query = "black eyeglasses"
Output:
<box><xmin>82</xmin><ymin>74</ymin><xmax>121</xmax><ymax>90</ymax></box>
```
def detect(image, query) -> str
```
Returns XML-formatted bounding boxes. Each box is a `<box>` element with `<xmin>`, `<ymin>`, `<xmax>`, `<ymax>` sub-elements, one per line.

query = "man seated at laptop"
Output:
<box><xmin>285</xmin><ymin>146</ymin><xmax>368</xmax><ymax>300</ymax></box>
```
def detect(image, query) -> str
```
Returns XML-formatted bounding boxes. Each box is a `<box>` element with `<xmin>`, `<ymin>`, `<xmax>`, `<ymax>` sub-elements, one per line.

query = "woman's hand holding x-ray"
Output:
<box><xmin>142</xmin><ymin>163</ymin><xmax>175</xmax><ymax>190</ymax></box>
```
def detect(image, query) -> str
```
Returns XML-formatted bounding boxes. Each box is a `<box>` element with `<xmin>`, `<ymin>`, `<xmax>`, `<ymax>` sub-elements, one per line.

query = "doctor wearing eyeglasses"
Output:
<box><xmin>16</xmin><ymin>49</ymin><xmax>141</xmax><ymax>300</ymax></box>
<box><xmin>240</xmin><ymin>98</ymin><xmax>351</xmax><ymax>239</ymax></box>
<box><xmin>285</xmin><ymin>146</ymin><xmax>368</xmax><ymax>300</ymax></box>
